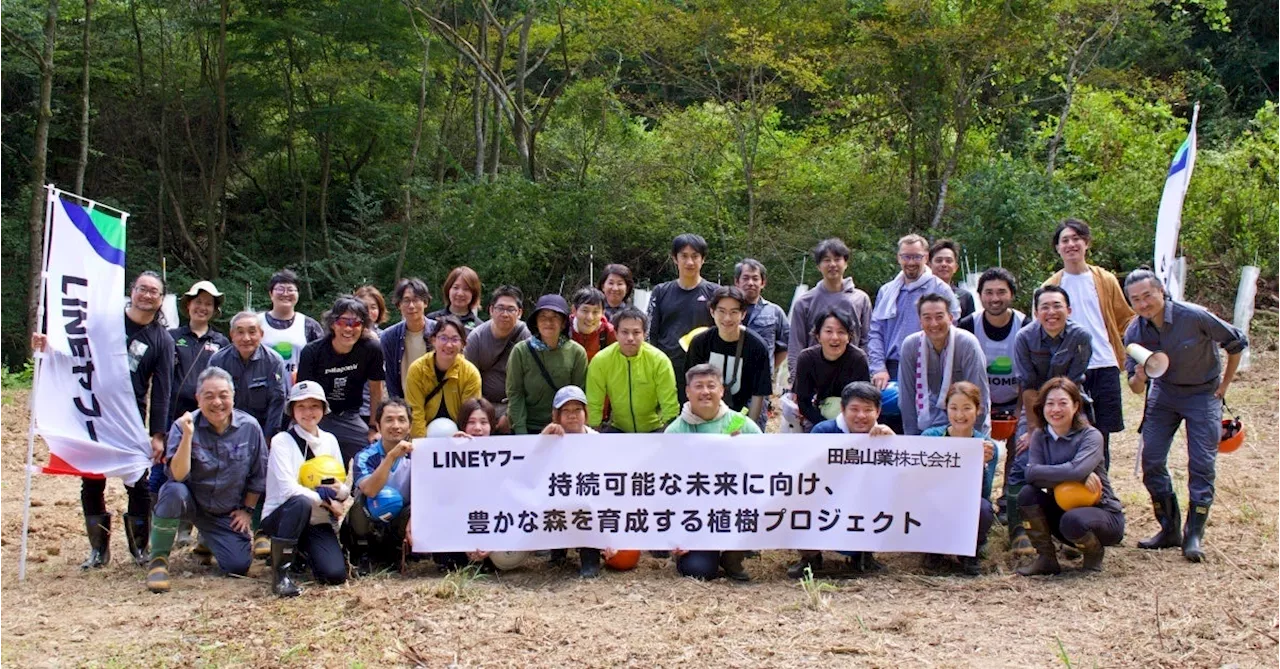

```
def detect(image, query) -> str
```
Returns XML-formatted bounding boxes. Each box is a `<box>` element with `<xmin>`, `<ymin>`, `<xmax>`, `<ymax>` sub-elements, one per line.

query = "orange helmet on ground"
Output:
<box><xmin>604</xmin><ymin>550</ymin><xmax>641</xmax><ymax>571</ymax></box>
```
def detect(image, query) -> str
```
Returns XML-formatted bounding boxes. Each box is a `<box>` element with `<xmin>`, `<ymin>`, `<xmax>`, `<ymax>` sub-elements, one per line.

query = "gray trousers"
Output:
<box><xmin>154</xmin><ymin>481</ymin><xmax>252</xmax><ymax>576</ymax></box>
<box><xmin>1141</xmin><ymin>387</ymin><xmax>1221</xmax><ymax>507</ymax></box>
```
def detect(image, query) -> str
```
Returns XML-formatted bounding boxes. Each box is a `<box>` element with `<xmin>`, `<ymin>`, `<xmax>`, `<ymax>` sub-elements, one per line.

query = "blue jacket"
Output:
<box><xmin>381</xmin><ymin>319</ymin><xmax>436</xmax><ymax>399</ymax></box>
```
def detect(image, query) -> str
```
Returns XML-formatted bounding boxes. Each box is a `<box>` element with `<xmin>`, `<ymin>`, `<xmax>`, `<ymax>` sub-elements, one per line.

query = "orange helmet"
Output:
<box><xmin>1054</xmin><ymin>481</ymin><xmax>1102</xmax><ymax>510</ymax></box>
<box><xmin>604</xmin><ymin>550</ymin><xmax>641</xmax><ymax>571</ymax></box>
<box><xmin>1220</xmin><ymin>417</ymin><xmax>1245</xmax><ymax>453</ymax></box>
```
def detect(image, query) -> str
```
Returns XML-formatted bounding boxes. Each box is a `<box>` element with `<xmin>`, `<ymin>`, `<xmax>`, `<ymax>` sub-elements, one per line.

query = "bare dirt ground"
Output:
<box><xmin>2</xmin><ymin>340</ymin><xmax>1277</xmax><ymax>667</ymax></box>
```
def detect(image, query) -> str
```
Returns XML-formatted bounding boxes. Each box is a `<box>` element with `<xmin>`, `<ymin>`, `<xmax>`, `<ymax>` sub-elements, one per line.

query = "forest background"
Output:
<box><xmin>3</xmin><ymin>0</ymin><xmax>1276</xmax><ymax>368</ymax></box>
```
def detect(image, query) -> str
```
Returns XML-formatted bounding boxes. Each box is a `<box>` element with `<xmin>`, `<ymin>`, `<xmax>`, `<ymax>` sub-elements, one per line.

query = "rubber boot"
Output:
<box><xmin>147</xmin><ymin>517</ymin><xmax>179</xmax><ymax>593</ymax></box>
<box><xmin>720</xmin><ymin>551</ymin><xmax>750</xmax><ymax>582</ymax></box>
<box><xmin>1075</xmin><ymin>531</ymin><xmax>1104</xmax><ymax>572</ymax></box>
<box><xmin>271</xmin><ymin>540</ymin><xmax>303</xmax><ymax>597</ymax></box>
<box><xmin>80</xmin><ymin>514</ymin><xmax>111</xmax><ymax>570</ymax></box>
<box><xmin>1138</xmin><ymin>495</ymin><xmax>1182</xmax><ymax>550</ymax></box>
<box><xmin>549</xmin><ymin>548</ymin><xmax>569</xmax><ymax>567</ymax></box>
<box><xmin>849</xmin><ymin>552</ymin><xmax>883</xmax><ymax>574</ymax></box>
<box><xmin>786</xmin><ymin>551</ymin><xmax>823</xmax><ymax>579</ymax></box>
<box><xmin>959</xmin><ymin>554</ymin><xmax>981</xmax><ymax>576</ymax></box>
<box><xmin>578</xmin><ymin>548</ymin><xmax>601</xmax><ymax>579</ymax></box>
<box><xmin>1015</xmin><ymin>505</ymin><xmax>1061</xmax><ymax>576</ymax></box>
<box><xmin>1182</xmin><ymin>504</ymin><xmax>1209</xmax><ymax>563</ymax></box>
<box><xmin>123</xmin><ymin>513</ymin><xmax>150</xmax><ymax>567</ymax></box>
<box><xmin>1006</xmin><ymin>485</ymin><xmax>1034</xmax><ymax>556</ymax></box>
<box><xmin>174</xmin><ymin>520</ymin><xmax>195</xmax><ymax>549</ymax></box>
<box><xmin>253</xmin><ymin>531</ymin><xmax>271</xmax><ymax>561</ymax></box>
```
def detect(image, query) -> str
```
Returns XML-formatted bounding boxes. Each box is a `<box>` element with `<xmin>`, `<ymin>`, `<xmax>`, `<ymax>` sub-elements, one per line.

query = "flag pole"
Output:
<box><xmin>19</xmin><ymin>185</ymin><xmax>59</xmax><ymax>582</ymax></box>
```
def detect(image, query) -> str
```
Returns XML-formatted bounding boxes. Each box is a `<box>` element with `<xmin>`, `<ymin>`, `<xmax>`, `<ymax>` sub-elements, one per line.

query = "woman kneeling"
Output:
<box><xmin>261</xmin><ymin>381</ymin><xmax>350</xmax><ymax>596</ymax></box>
<box><xmin>1017</xmin><ymin>378</ymin><xmax>1124</xmax><ymax>575</ymax></box>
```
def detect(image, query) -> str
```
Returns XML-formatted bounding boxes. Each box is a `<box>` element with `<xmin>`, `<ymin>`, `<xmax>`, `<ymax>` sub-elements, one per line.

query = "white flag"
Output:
<box><xmin>34</xmin><ymin>191</ymin><xmax>151</xmax><ymax>480</ymax></box>
<box><xmin>1153</xmin><ymin>104</ymin><xmax>1199</xmax><ymax>300</ymax></box>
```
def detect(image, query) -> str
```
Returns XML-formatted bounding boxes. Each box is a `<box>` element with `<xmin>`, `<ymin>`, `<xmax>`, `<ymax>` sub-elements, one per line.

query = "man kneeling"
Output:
<box><xmin>344</xmin><ymin>399</ymin><xmax>415</xmax><ymax>576</ymax></box>
<box><xmin>147</xmin><ymin>367</ymin><xmax>267</xmax><ymax>593</ymax></box>
<box><xmin>790</xmin><ymin>381</ymin><xmax>895</xmax><ymax>578</ymax></box>
<box><xmin>666</xmin><ymin>364</ymin><xmax>761</xmax><ymax>582</ymax></box>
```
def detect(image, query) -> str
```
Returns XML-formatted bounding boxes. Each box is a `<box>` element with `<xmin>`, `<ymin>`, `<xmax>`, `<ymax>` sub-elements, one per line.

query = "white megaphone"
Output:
<box><xmin>1126</xmin><ymin>344</ymin><xmax>1170</xmax><ymax>378</ymax></box>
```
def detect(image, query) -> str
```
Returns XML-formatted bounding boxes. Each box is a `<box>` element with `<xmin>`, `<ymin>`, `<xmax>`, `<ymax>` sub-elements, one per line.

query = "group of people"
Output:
<box><xmin>31</xmin><ymin>218</ymin><xmax>1248</xmax><ymax>596</ymax></box>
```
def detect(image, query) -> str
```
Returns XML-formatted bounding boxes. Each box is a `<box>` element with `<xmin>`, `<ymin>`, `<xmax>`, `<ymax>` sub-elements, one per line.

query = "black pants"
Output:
<box><xmin>342</xmin><ymin>492</ymin><xmax>410</xmax><ymax>560</ymax></box>
<box><xmin>260</xmin><ymin>495</ymin><xmax>347</xmax><ymax>584</ymax></box>
<box><xmin>321</xmin><ymin>410</ymin><xmax>371</xmax><ymax>469</ymax></box>
<box><xmin>81</xmin><ymin>473</ymin><xmax>151</xmax><ymax>517</ymax></box>
<box><xmin>1018</xmin><ymin>486</ymin><xmax>1125</xmax><ymax>547</ymax></box>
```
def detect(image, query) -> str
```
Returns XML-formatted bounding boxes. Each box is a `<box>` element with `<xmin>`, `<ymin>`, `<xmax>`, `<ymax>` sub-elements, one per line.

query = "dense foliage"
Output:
<box><xmin>3</xmin><ymin>0</ymin><xmax>1275</xmax><ymax>366</ymax></box>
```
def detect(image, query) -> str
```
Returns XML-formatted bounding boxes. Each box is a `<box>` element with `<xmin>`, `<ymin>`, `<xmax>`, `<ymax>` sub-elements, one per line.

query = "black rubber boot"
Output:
<box><xmin>786</xmin><ymin>551</ymin><xmax>823</xmax><ymax>579</ymax></box>
<box><xmin>1015</xmin><ymin>505</ymin><xmax>1061</xmax><ymax>576</ymax></box>
<box><xmin>720</xmin><ymin>551</ymin><xmax>750</xmax><ymax>582</ymax></box>
<box><xmin>123</xmin><ymin>513</ymin><xmax>150</xmax><ymax>567</ymax></box>
<box><xmin>1138</xmin><ymin>495</ymin><xmax>1182</xmax><ymax>550</ymax></box>
<box><xmin>578</xmin><ymin>548</ymin><xmax>601</xmax><ymax>579</ymax></box>
<box><xmin>848</xmin><ymin>552</ymin><xmax>883</xmax><ymax>574</ymax></box>
<box><xmin>1075</xmin><ymin>531</ymin><xmax>1104</xmax><ymax>572</ymax></box>
<box><xmin>549</xmin><ymin>548</ymin><xmax>569</xmax><ymax>567</ymax></box>
<box><xmin>1182</xmin><ymin>504</ymin><xmax>1209</xmax><ymax>563</ymax></box>
<box><xmin>958</xmin><ymin>555</ymin><xmax>981</xmax><ymax>576</ymax></box>
<box><xmin>80</xmin><ymin>514</ymin><xmax>111</xmax><ymax>570</ymax></box>
<box><xmin>175</xmin><ymin>520</ymin><xmax>195</xmax><ymax>549</ymax></box>
<box><xmin>271</xmin><ymin>540</ymin><xmax>303</xmax><ymax>598</ymax></box>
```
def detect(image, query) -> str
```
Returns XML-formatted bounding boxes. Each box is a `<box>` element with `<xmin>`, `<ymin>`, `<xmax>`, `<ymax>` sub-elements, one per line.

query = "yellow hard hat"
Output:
<box><xmin>298</xmin><ymin>455</ymin><xmax>347</xmax><ymax>489</ymax></box>
<box><xmin>679</xmin><ymin>327</ymin><xmax>709</xmax><ymax>352</ymax></box>
<box><xmin>1053</xmin><ymin>481</ymin><xmax>1102</xmax><ymax>510</ymax></box>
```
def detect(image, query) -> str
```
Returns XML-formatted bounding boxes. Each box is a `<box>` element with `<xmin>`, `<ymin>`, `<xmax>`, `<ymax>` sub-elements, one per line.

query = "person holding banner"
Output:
<box><xmin>585</xmin><ymin>307</ymin><xmax>679</xmax><ymax>433</ymax></box>
<box><xmin>666</xmin><ymin>364</ymin><xmax>760</xmax><ymax>581</ymax></box>
<box><xmin>1016</xmin><ymin>378</ymin><xmax>1123</xmax><ymax>576</ymax></box>
<box><xmin>261</xmin><ymin>381</ymin><xmax>349</xmax><ymax>596</ymax></box>
<box><xmin>457</xmin><ymin>397</ymin><xmax>498</xmax><ymax>437</ymax></box>
<box><xmin>32</xmin><ymin>270</ymin><xmax>176</xmax><ymax>570</ymax></box>
<box><xmin>897</xmin><ymin>293</ymin><xmax>989</xmax><ymax>436</ymax></box>
<box><xmin>258</xmin><ymin>269</ymin><xmax>324</xmax><ymax>375</ymax></box>
<box><xmin>1122</xmin><ymin>269</ymin><xmax>1247</xmax><ymax>563</ymax></box>
<box><xmin>793</xmin><ymin>309</ymin><xmax>871</xmax><ymax>431</ymax></box>
<box><xmin>920</xmin><ymin>382</ymin><xmax>997</xmax><ymax>576</ymax></box>
<box><xmin>405</xmin><ymin>315</ymin><xmax>482</xmax><ymax>438</ymax></box>
<box><xmin>1010</xmin><ymin>286</ymin><xmax>1092</xmax><ymax>555</ymax></box>
<box><xmin>792</xmin><ymin>381</ymin><xmax>893</xmax><ymax>578</ymax></box>
<box><xmin>539</xmin><ymin>386</ymin><xmax>613</xmax><ymax>577</ymax></box>
<box><xmin>146</xmin><ymin>367</ymin><xmax>268</xmax><ymax>593</ymax></box>
<box><xmin>346</xmin><ymin>398</ymin><xmax>416</xmax><ymax>576</ymax></box>
<box><xmin>506</xmin><ymin>295</ymin><xmax>588</xmax><ymax>435</ymax></box>
<box><xmin>297</xmin><ymin>296</ymin><xmax>386</xmax><ymax>466</ymax></box>
<box><xmin>1043</xmin><ymin>219</ymin><xmax>1135</xmax><ymax>471</ymax></box>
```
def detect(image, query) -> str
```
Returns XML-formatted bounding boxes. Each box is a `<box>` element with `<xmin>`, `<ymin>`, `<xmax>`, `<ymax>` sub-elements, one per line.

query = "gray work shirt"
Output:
<box><xmin>744</xmin><ymin>297</ymin><xmax>789</xmax><ymax>359</ymax></box>
<box><xmin>896</xmin><ymin>327</ymin><xmax>989</xmax><ymax>435</ymax></box>
<box><xmin>1014</xmin><ymin>320</ymin><xmax>1093</xmax><ymax>393</ymax></box>
<box><xmin>1123</xmin><ymin>299</ymin><xmax>1247</xmax><ymax>395</ymax></box>
<box><xmin>166</xmin><ymin>409</ymin><xmax>268</xmax><ymax>515</ymax></box>
<box><xmin>1026</xmin><ymin>424</ymin><xmax>1122</xmax><ymax>513</ymax></box>
<box><xmin>209</xmin><ymin>344</ymin><xmax>290</xmax><ymax>436</ymax></box>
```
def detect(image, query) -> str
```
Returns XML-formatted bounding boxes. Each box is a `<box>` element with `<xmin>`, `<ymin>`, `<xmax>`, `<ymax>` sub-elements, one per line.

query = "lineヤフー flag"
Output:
<box><xmin>34</xmin><ymin>191</ymin><xmax>151</xmax><ymax>480</ymax></box>
<box><xmin>1153</xmin><ymin>103</ymin><xmax>1199</xmax><ymax>300</ymax></box>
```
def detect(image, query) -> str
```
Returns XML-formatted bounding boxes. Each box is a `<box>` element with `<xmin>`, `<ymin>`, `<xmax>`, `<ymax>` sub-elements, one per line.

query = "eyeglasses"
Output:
<box><xmin>898</xmin><ymin>254</ymin><xmax>926</xmax><ymax>262</ymax></box>
<box><xmin>335</xmin><ymin>317</ymin><xmax>364</xmax><ymax>328</ymax></box>
<box><xmin>713</xmin><ymin>308</ymin><xmax>742</xmax><ymax>317</ymax></box>
<box><xmin>490</xmin><ymin>305</ymin><xmax>520</xmax><ymax>315</ymax></box>
<box><xmin>434</xmin><ymin>335</ymin><xmax>463</xmax><ymax>346</ymax></box>
<box><xmin>399</xmin><ymin>297</ymin><xmax>425</xmax><ymax>306</ymax></box>
<box><xmin>133</xmin><ymin>286</ymin><xmax>162</xmax><ymax>297</ymax></box>
<box><xmin>273</xmin><ymin>286</ymin><xmax>299</xmax><ymax>295</ymax></box>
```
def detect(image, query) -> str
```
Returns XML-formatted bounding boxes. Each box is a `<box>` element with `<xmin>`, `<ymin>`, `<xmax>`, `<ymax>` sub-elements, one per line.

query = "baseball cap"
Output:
<box><xmin>552</xmin><ymin>385</ymin><xmax>587</xmax><ymax>409</ymax></box>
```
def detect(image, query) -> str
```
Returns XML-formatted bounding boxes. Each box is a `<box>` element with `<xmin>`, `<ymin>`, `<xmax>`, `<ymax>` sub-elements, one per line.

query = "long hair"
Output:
<box><xmin>321</xmin><ymin>295</ymin><xmax>375</xmax><ymax>341</ymax></box>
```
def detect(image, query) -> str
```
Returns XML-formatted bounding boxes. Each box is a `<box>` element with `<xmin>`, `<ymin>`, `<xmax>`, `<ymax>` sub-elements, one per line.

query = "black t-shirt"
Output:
<box><xmin>296</xmin><ymin>336</ymin><xmax>386</xmax><ymax>414</ymax></box>
<box><xmin>433</xmin><ymin>365</ymin><xmax>451</xmax><ymax>420</ymax></box>
<box><xmin>126</xmin><ymin>313</ymin><xmax>176</xmax><ymax>435</ymax></box>
<box><xmin>958</xmin><ymin>313</ymin><xmax>1015</xmax><ymax>341</ymax></box>
<box><xmin>793</xmin><ymin>344</ymin><xmax>870</xmax><ymax>426</ymax></box>
<box><xmin>684</xmin><ymin>327</ymin><xmax>773</xmax><ymax>412</ymax></box>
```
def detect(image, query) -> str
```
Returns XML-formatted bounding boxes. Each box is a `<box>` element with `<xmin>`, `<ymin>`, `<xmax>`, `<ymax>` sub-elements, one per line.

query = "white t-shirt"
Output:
<box><xmin>1060</xmin><ymin>271</ymin><xmax>1118</xmax><ymax>369</ymax></box>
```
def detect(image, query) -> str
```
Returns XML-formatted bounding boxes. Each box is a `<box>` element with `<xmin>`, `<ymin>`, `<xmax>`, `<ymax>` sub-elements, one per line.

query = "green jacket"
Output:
<box><xmin>664</xmin><ymin>402</ymin><xmax>763</xmax><ymax>435</ymax></box>
<box><xmin>506</xmin><ymin>338</ymin><xmax>588</xmax><ymax>434</ymax></box>
<box><xmin>585</xmin><ymin>342</ymin><xmax>679</xmax><ymax>433</ymax></box>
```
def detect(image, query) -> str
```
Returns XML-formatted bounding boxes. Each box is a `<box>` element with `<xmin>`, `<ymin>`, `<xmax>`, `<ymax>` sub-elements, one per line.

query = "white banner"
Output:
<box><xmin>412</xmin><ymin>433</ymin><xmax>983</xmax><ymax>556</ymax></box>
<box><xmin>34</xmin><ymin>191</ymin><xmax>152</xmax><ymax>480</ymax></box>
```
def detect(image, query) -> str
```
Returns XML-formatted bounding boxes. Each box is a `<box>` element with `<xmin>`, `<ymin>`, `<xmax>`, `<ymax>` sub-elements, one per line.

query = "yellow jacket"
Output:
<box><xmin>405</xmin><ymin>351</ymin><xmax>482</xmax><ymax>438</ymax></box>
<box><xmin>1044</xmin><ymin>264</ymin><xmax>1135</xmax><ymax>364</ymax></box>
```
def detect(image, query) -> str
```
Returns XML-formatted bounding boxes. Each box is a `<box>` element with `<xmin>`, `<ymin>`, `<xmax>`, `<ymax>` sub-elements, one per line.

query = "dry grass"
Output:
<box><xmin>2</xmin><ymin>347</ymin><xmax>1276</xmax><ymax>668</ymax></box>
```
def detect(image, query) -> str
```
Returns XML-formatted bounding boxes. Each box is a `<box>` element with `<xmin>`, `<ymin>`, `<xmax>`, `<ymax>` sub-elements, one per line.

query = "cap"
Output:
<box><xmin>180</xmin><ymin>280</ymin><xmax>225</xmax><ymax>308</ymax></box>
<box><xmin>530</xmin><ymin>294</ymin><xmax>570</xmax><ymax>321</ymax></box>
<box><xmin>287</xmin><ymin>380</ymin><xmax>330</xmax><ymax>414</ymax></box>
<box><xmin>553</xmin><ymin>385</ymin><xmax>587</xmax><ymax>409</ymax></box>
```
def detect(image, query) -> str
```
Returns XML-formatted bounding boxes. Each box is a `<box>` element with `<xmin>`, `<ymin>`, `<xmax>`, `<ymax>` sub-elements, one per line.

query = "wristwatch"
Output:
<box><xmin>238</xmin><ymin>505</ymin><xmax>255</xmax><ymax>515</ymax></box>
